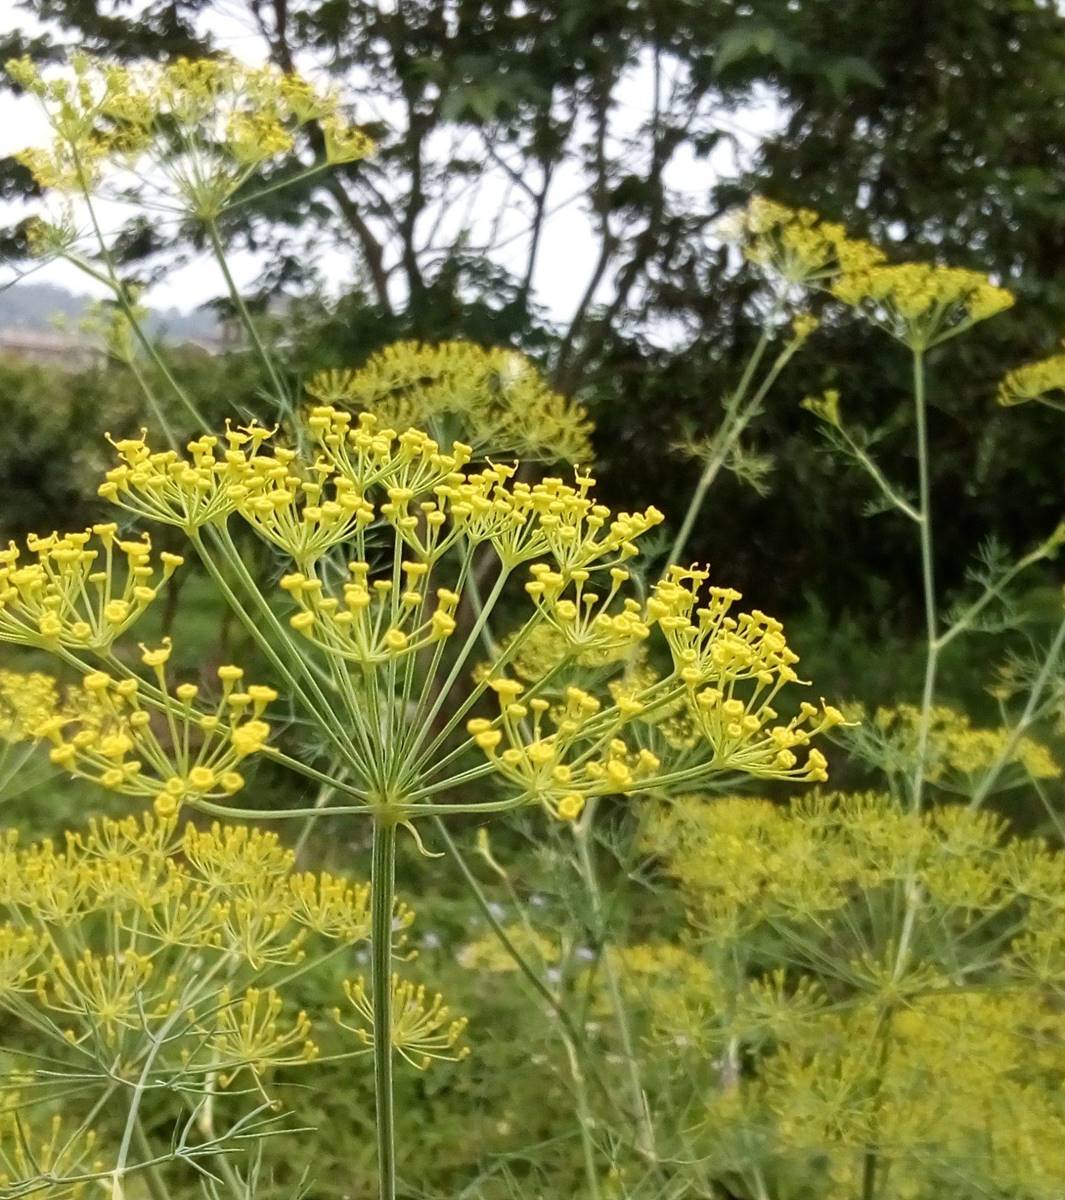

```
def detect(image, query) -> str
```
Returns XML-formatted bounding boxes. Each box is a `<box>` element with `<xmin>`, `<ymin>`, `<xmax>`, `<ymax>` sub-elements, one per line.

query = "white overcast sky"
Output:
<box><xmin>0</xmin><ymin>2</ymin><xmax>779</xmax><ymax>324</ymax></box>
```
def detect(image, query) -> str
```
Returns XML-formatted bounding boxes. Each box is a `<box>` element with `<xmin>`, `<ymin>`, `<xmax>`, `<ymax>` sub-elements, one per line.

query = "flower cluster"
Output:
<box><xmin>7</xmin><ymin>53</ymin><xmax>373</xmax><ymax>219</ymax></box>
<box><xmin>637</xmin><ymin>792</ymin><xmax>1065</xmax><ymax>1198</ymax></box>
<box><xmin>858</xmin><ymin>703</ymin><xmax>1061</xmax><ymax>791</ymax></box>
<box><xmin>0</xmin><ymin>525</ymin><xmax>181</xmax><ymax>650</ymax></box>
<box><xmin>0</xmin><ymin>671</ymin><xmax>59</xmax><ymax>745</ymax></box>
<box><xmin>0</xmin><ymin>811</ymin><xmax>458</xmax><ymax>1194</ymax></box>
<box><xmin>99</xmin><ymin>423</ymin><xmax>275</xmax><ymax>533</ymax></box>
<box><xmin>469</xmin><ymin>681</ymin><xmax>664</xmax><ymax>821</ymax></box>
<box><xmin>336</xmin><ymin>975</ymin><xmax>470</xmax><ymax>1069</ymax></box>
<box><xmin>283</xmin><ymin>562</ymin><xmax>462</xmax><ymax>664</ymax></box>
<box><xmin>832</xmin><ymin>261</ymin><xmax>1014</xmax><ymax>349</ymax></box>
<box><xmin>36</xmin><ymin>647</ymin><xmax>274</xmax><ymax>817</ymax></box>
<box><xmin>305</xmin><ymin>340</ymin><xmax>593</xmax><ymax>463</ymax></box>
<box><xmin>0</xmin><ymin>398</ymin><xmax>837</xmax><ymax>830</ymax></box>
<box><xmin>467</xmin><ymin>570</ymin><xmax>837</xmax><ymax>820</ymax></box>
<box><xmin>998</xmin><ymin>344</ymin><xmax>1065</xmax><ymax>408</ymax></box>
<box><xmin>644</xmin><ymin>791</ymin><xmax>1065</xmax><ymax>942</ymax></box>
<box><xmin>0</xmin><ymin>813</ymin><xmax>370</xmax><ymax>1041</ymax></box>
<box><xmin>721</xmin><ymin>196</ymin><xmax>885</xmax><ymax>289</ymax></box>
<box><xmin>648</xmin><ymin>567</ymin><xmax>843</xmax><ymax>777</ymax></box>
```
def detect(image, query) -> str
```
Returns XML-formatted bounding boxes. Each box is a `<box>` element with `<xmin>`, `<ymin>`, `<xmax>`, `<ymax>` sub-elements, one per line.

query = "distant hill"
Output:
<box><xmin>0</xmin><ymin>281</ymin><xmax>220</xmax><ymax>342</ymax></box>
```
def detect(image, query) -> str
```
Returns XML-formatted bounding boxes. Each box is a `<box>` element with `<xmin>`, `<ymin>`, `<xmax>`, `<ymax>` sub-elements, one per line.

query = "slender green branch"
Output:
<box><xmin>967</xmin><ymin>608</ymin><xmax>1065</xmax><ymax>811</ymax></box>
<box><xmin>936</xmin><ymin>540</ymin><xmax>1056</xmax><ymax>651</ymax></box>
<box><xmin>838</xmin><ymin>426</ymin><xmax>921</xmax><ymax>524</ymax></box>
<box><xmin>573</xmin><ymin>801</ymin><xmax>657</xmax><ymax>1165</ymax></box>
<box><xmin>205</xmin><ymin>219</ymin><xmax>291</xmax><ymax>417</ymax></box>
<box><xmin>371</xmin><ymin>818</ymin><xmax>398</xmax><ymax>1200</ymax></box>
<box><xmin>71</xmin><ymin>150</ymin><xmax>207</xmax><ymax>431</ymax></box>
<box><xmin>910</xmin><ymin>349</ymin><xmax>938</xmax><ymax>815</ymax></box>
<box><xmin>670</xmin><ymin>319</ymin><xmax>799</xmax><ymax>565</ymax></box>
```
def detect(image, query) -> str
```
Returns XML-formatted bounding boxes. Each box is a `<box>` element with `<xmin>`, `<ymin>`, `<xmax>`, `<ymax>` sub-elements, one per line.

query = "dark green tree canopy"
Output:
<box><xmin>3</xmin><ymin>0</ymin><xmax>1064</xmax><ymax>624</ymax></box>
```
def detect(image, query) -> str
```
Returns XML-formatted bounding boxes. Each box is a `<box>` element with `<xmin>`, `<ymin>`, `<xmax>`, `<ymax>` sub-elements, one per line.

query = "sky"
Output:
<box><xmin>0</xmin><ymin>2</ymin><xmax>779</xmax><ymax>326</ymax></box>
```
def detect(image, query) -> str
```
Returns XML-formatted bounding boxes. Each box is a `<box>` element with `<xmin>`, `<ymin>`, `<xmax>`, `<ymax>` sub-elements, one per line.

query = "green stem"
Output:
<box><xmin>910</xmin><ymin>348</ymin><xmax>937</xmax><ymax>816</ymax></box>
<box><xmin>669</xmin><ymin>321</ymin><xmax>799</xmax><ymax>566</ymax></box>
<box><xmin>371</xmin><ymin>818</ymin><xmax>398</xmax><ymax>1200</ymax></box>
<box><xmin>893</xmin><ymin>348</ymin><xmax>936</xmax><ymax>983</ymax></box>
<box><xmin>205</xmin><ymin>219</ymin><xmax>291</xmax><ymax>418</ymax></box>
<box><xmin>561</xmin><ymin>1031</ymin><xmax>603</xmax><ymax>1200</ymax></box>
<box><xmin>69</xmin><ymin>150</ymin><xmax>206</xmax><ymax>431</ymax></box>
<box><xmin>573</xmin><ymin>801</ymin><xmax>657</xmax><ymax>1164</ymax></box>
<box><xmin>968</xmin><ymin>608</ymin><xmax>1065</xmax><ymax>811</ymax></box>
<box><xmin>133</xmin><ymin>1120</ymin><xmax>171</xmax><ymax>1200</ymax></box>
<box><xmin>435</xmin><ymin>819</ymin><xmax>589</xmax><ymax>1051</ymax></box>
<box><xmin>293</xmin><ymin>772</ymin><xmax>342</xmax><ymax>860</ymax></box>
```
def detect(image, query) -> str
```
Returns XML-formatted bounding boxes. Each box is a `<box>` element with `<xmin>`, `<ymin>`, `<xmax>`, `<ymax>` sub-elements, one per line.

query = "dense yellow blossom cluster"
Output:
<box><xmin>870</xmin><ymin>703</ymin><xmax>1060</xmax><ymax>788</ymax></box>
<box><xmin>336</xmin><ymin>975</ymin><xmax>470</xmax><ymax>1069</ymax></box>
<box><xmin>630</xmin><ymin>793</ymin><xmax>1065</xmax><ymax>1196</ymax></box>
<box><xmin>6</xmin><ymin>53</ymin><xmax>373</xmax><ymax>218</ymax></box>
<box><xmin>0</xmin><ymin>671</ymin><xmax>59</xmax><ymax>745</ymax></box>
<box><xmin>722</xmin><ymin>196</ymin><xmax>886</xmax><ymax>287</ymax></box>
<box><xmin>0</xmin><ymin>806</ymin><xmax>462</xmax><ymax>1161</ymax></box>
<box><xmin>0</xmin><ymin>810</ymin><xmax>462</xmax><ymax>1195</ymax></box>
<box><xmin>0</xmin><ymin>525</ymin><xmax>181</xmax><ymax>649</ymax></box>
<box><xmin>645</xmin><ymin>792</ymin><xmax>1065</xmax><ymax>958</ymax></box>
<box><xmin>306</xmin><ymin>341</ymin><xmax>593</xmax><ymax>463</ymax></box>
<box><xmin>99</xmin><ymin>422</ymin><xmax>275</xmax><ymax>532</ymax></box>
<box><xmin>466</xmin><ymin>564</ymin><xmax>838</xmax><ymax>819</ymax></box>
<box><xmin>0</xmin><ymin>814</ymin><xmax>368</xmax><ymax>1046</ymax></box>
<box><xmin>832</xmin><ymin>261</ymin><xmax>1014</xmax><ymax>349</ymax></box>
<box><xmin>0</xmin><ymin>402</ymin><xmax>838</xmax><ymax>827</ymax></box>
<box><xmin>723</xmin><ymin>197</ymin><xmax>1016</xmax><ymax>353</ymax></box>
<box><xmin>998</xmin><ymin>344</ymin><xmax>1065</xmax><ymax>407</ymax></box>
<box><xmin>35</xmin><ymin>649</ymin><xmax>275</xmax><ymax>817</ymax></box>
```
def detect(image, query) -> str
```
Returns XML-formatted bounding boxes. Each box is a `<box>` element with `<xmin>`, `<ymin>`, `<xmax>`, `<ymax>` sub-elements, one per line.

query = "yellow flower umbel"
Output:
<box><xmin>0</xmin><ymin>525</ymin><xmax>181</xmax><ymax>650</ymax></box>
<box><xmin>6</xmin><ymin>53</ymin><xmax>374</xmax><ymax>220</ymax></box>
<box><xmin>832</xmin><ymin>261</ymin><xmax>1014</xmax><ymax>350</ymax></box>
<box><xmin>36</xmin><ymin>648</ymin><xmax>274</xmax><ymax>818</ymax></box>
<box><xmin>637</xmin><ymin>792</ymin><xmax>1065</xmax><ymax>1198</ymax></box>
<box><xmin>722</xmin><ymin>196</ymin><xmax>886</xmax><ymax>290</ymax></box>
<box><xmin>305</xmin><ymin>341</ymin><xmax>593</xmax><ymax>463</ymax></box>
<box><xmin>337</xmin><ymin>975</ymin><xmax>470</xmax><ymax>1069</ymax></box>
<box><xmin>0</xmin><ymin>671</ymin><xmax>59</xmax><ymax>746</ymax></box>
<box><xmin>56</xmin><ymin>407</ymin><xmax>835</xmax><ymax>827</ymax></box>
<box><xmin>466</xmin><ymin>567</ymin><xmax>837</xmax><ymax>821</ymax></box>
<box><xmin>0</xmin><ymin>670</ymin><xmax>61</xmax><ymax>801</ymax></box>
<box><xmin>99</xmin><ymin>423</ymin><xmax>275</xmax><ymax>533</ymax></box>
<box><xmin>998</xmin><ymin>344</ymin><xmax>1065</xmax><ymax>409</ymax></box>
<box><xmin>856</xmin><ymin>703</ymin><xmax>1060</xmax><ymax>795</ymax></box>
<box><xmin>0</xmin><ymin>810</ymin><xmax>458</xmax><ymax>1195</ymax></box>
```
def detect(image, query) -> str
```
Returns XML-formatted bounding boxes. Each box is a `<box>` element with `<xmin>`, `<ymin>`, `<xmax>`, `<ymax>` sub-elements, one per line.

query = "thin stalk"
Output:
<box><xmin>205</xmin><ymin>220</ymin><xmax>291</xmax><ymax>417</ymax></box>
<box><xmin>71</xmin><ymin>151</ymin><xmax>207</xmax><ymax>431</ymax></box>
<box><xmin>669</xmin><ymin>319</ymin><xmax>798</xmax><ymax>565</ymax></box>
<box><xmin>893</xmin><ymin>348</ymin><xmax>936</xmax><ymax>983</ymax></box>
<box><xmin>133</xmin><ymin>1120</ymin><xmax>171</xmax><ymax>1200</ymax></box>
<box><xmin>968</xmin><ymin>608</ymin><xmax>1065</xmax><ymax>811</ymax></box>
<box><xmin>910</xmin><ymin>348</ymin><xmax>937</xmax><ymax>815</ymax></box>
<box><xmin>573</xmin><ymin>801</ymin><xmax>657</xmax><ymax>1164</ymax></box>
<box><xmin>371</xmin><ymin>818</ymin><xmax>399</xmax><ymax>1200</ymax></box>
<box><xmin>434</xmin><ymin>819</ymin><xmax>590</xmax><ymax>1053</ymax></box>
<box><xmin>561</xmin><ymin>1031</ymin><xmax>603</xmax><ymax>1200</ymax></box>
<box><xmin>293</xmin><ymin>772</ymin><xmax>342</xmax><ymax>860</ymax></box>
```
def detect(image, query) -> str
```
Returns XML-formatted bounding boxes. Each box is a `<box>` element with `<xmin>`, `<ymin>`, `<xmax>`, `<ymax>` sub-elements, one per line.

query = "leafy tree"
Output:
<box><xmin>3</xmin><ymin>0</ymin><xmax>1064</xmax><ymax>627</ymax></box>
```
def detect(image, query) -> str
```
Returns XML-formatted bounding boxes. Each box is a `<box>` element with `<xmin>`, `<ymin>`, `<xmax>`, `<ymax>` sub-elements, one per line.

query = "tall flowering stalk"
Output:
<box><xmin>3</xmin><ymin>57</ymin><xmax>845</xmax><ymax>1197</ymax></box>
<box><xmin>0</xmin><ymin>409</ymin><xmax>838</xmax><ymax>1195</ymax></box>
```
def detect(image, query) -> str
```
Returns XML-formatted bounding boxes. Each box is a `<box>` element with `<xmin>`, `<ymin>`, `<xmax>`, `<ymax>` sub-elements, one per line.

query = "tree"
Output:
<box><xmin>3</xmin><ymin>0</ymin><xmax>1063</xmax><ymax>629</ymax></box>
